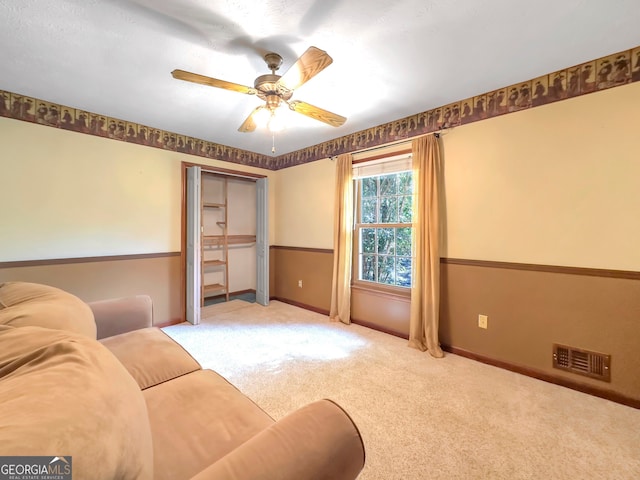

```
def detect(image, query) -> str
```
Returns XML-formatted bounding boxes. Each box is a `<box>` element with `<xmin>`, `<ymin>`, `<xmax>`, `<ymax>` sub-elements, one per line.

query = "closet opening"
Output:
<box><xmin>181</xmin><ymin>162</ymin><xmax>269</xmax><ymax>324</ymax></box>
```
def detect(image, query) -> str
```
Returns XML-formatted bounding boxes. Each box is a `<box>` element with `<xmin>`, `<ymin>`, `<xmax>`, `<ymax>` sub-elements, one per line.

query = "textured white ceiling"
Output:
<box><xmin>1</xmin><ymin>0</ymin><xmax>639</xmax><ymax>156</ymax></box>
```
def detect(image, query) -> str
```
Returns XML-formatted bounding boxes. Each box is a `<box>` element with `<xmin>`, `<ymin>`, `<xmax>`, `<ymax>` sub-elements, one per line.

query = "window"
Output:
<box><xmin>353</xmin><ymin>161</ymin><xmax>413</xmax><ymax>289</ymax></box>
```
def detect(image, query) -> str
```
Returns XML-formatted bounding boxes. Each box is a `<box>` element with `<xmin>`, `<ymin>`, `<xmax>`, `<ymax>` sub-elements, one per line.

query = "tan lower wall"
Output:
<box><xmin>271</xmin><ymin>247</ymin><xmax>640</xmax><ymax>403</ymax></box>
<box><xmin>440</xmin><ymin>261</ymin><xmax>640</xmax><ymax>402</ymax></box>
<box><xmin>270</xmin><ymin>246</ymin><xmax>410</xmax><ymax>335</ymax></box>
<box><xmin>270</xmin><ymin>247</ymin><xmax>333</xmax><ymax>312</ymax></box>
<box><xmin>351</xmin><ymin>287</ymin><xmax>410</xmax><ymax>338</ymax></box>
<box><xmin>0</xmin><ymin>254</ymin><xmax>182</xmax><ymax>326</ymax></box>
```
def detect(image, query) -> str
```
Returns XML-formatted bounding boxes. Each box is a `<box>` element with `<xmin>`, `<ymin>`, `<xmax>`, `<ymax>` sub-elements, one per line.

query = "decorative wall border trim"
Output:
<box><xmin>1</xmin><ymin>45</ymin><xmax>638</xmax><ymax>170</ymax></box>
<box><xmin>0</xmin><ymin>252</ymin><xmax>180</xmax><ymax>269</ymax></box>
<box><xmin>442</xmin><ymin>258</ymin><xmax>640</xmax><ymax>280</ymax></box>
<box><xmin>0</xmin><ymin>91</ymin><xmax>271</xmax><ymax>169</ymax></box>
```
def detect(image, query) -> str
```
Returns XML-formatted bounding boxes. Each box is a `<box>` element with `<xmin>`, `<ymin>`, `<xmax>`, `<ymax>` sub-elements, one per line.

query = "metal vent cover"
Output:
<box><xmin>553</xmin><ymin>344</ymin><xmax>610</xmax><ymax>382</ymax></box>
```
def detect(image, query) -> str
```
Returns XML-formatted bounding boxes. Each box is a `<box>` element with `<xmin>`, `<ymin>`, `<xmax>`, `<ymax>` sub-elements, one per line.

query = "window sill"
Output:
<box><xmin>351</xmin><ymin>282</ymin><xmax>411</xmax><ymax>301</ymax></box>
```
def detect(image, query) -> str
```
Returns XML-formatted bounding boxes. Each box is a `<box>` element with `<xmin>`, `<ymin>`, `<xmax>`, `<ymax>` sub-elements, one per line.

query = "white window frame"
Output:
<box><xmin>352</xmin><ymin>153</ymin><xmax>413</xmax><ymax>295</ymax></box>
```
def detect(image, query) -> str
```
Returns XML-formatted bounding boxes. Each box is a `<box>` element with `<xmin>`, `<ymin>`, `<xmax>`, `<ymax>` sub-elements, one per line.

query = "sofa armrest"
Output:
<box><xmin>190</xmin><ymin>399</ymin><xmax>365</xmax><ymax>480</ymax></box>
<box><xmin>88</xmin><ymin>295</ymin><xmax>153</xmax><ymax>339</ymax></box>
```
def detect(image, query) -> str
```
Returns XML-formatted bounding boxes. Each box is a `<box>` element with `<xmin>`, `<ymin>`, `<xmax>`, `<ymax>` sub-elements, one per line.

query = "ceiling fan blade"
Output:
<box><xmin>238</xmin><ymin>106</ymin><xmax>266</xmax><ymax>133</ymax></box>
<box><xmin>288</xmin><ymin>100</ymin><xmax>346</xmax><ymax>127</ymax></box>
<box><xmin>172</xmin><ymin>69</ymin><xmax>256</xmax><ymax>95</ymax></box>
<box><xmin>277</xmin><ymin>47</ymin><xmax>333</xmax><ymax>91</ymax></box>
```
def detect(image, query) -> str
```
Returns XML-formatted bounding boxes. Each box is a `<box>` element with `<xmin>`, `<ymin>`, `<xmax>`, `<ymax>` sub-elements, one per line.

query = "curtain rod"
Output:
<box><xmin>331</xmin><ymin>129</ymin><xmax>444</xmax><ymax>161</ymax></box>
<box><xmin>355</xmin><ymin>139</ymin><xmax>411</xmax><ymax>156</ymax></box>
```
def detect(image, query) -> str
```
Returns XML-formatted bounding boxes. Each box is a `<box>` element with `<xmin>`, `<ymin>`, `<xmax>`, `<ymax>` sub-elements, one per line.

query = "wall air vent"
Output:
<box><xmin>553</xmin><ymin>344</ymin><xmax>610</xmax><ymax>382</ymax></box>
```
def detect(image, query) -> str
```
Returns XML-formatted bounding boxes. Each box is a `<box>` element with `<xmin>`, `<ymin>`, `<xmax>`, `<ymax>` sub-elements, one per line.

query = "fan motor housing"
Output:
<box><xmin>254</xmin><ymin>74</ymin><xmax>293</xmax><ymax>101</ymax></box>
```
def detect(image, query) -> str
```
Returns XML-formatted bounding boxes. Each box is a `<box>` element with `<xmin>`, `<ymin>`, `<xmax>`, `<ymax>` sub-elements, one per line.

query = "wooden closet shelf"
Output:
<box><xmin>203</xmin><ymin>283</ymin><xmax>226</xmax><ymax>295</ymax></box>
<box><xmin>203</xmin><ymin>235</ymin><xmax>257</xmax><ymax>245</ymax></box>
<box><xmin>203</xmin><ymin>260</ymin><xmax>226</xmax><ymax>267</ymax></box>
<box><xmin>228</xmin><ymin>235</ymin><xmax>257</xmax><ymax>245</ymax></box>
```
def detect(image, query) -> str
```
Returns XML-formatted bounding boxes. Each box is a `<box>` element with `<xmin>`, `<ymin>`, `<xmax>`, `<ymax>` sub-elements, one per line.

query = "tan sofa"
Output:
<box><xmin>0</xmin><ymin>282</ymin><xmax>365</xmax><ymax>480</ymax></box>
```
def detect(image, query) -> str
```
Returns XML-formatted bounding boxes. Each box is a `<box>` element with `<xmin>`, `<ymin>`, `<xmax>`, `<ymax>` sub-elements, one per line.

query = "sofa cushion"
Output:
<box><xmin>90</xmin><ymin>295</ymin><xmax>153</xmax><ymax>339</ymax></box>
<box><xmin>0</xmin><ymin>325</ymin><xmax>153</xmax><ymax>480</ymax></box>
<box><xmin>101</xmin><ymin>327</ymin><xmax>201</xmax><ymax>390</ymax></box>
<box><xmin>143</xmin><ymin>369</ymin><xmax>274</xmax><ymax>480</ymax></box>
<box><xmin>0</xmin><ymin>281</ymin><xmax>96</xmax><ymax>338</ymax></box>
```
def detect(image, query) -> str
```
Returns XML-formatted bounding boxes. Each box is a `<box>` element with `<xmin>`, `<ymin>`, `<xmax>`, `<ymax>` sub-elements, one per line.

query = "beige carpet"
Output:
<box><xmin>163</xmin><ymin>300</ymin><xmax>640</xmax><ymax>480</ymax></box>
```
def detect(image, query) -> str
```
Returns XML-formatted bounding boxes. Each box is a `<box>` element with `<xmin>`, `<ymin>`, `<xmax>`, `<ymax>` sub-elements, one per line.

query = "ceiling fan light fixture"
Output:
<box><xmin>253</xmin><ymin>107</ymin><xmax>271</xmax><ymax>128</ymax></box>
<box><xmin>265</xmin><ymin>94</ymin><xmax>281</xmax><ymax>109</ymax></box>
<box><xmin>267</xmin><ymin>107</ymin><xmax>286</xmax><ymax>133</ymax></box>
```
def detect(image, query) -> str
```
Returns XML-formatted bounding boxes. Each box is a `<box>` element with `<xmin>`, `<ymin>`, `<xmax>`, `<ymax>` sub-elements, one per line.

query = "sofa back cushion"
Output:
<box><xmin>0</xmin><ymin>281</ymin><xmax>96</xmax><ymax>338</ymax></box>
<box><xmin>0</xmin><ymin>325</ymin><xmax>153</xmax><ymax>479</ymax></box>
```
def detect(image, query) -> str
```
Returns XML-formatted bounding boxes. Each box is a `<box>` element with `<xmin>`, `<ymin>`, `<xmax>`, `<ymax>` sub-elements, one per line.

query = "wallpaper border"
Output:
<box><xmin>1</xmin><ymin>46</ymin><xmax>638</xmax><ymax>170</ymax></box>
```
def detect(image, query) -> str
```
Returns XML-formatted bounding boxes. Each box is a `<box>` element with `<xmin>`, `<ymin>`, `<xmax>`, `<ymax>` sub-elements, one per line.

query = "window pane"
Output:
<box><xmin>399</xmin><ymin>195</ymin><xmax>412</xmax><ymax>223</ymax></box>
<box><xmin>377</xmin><ymin>256</ymin><xmax>395</xmax><ymax>285</ymax></box>
<box><xmin>355</xmin><ymin>169</ymin><xmax>414</xmax><ymax>289</ymax></box>
<box><xmin>379</xmin><ymin>196</ymin><xmax>398</xmax><ymax>223</ymax></box>
<box><xmin>396</xmin><ymin>257</ymin><xmax>412</xmax><ymax>287</ymax></box>
<box><xmin>361</xmin><ymin>255</ymin><xmax>375</xmax><ymax>281</ymax></box>
<box><xmin>379</xmin><ymin>174</ymin><xmax>397</xmax><ymax>196</ymax></box>
<box><xmin>377</xmin><ymin>228</ymin><xmax>395</xmax><ymax>256</ymax></box>
<box><xmin>362</xmin><ymin>198</ymin><xmax>377</xmax><ymax>223</ymax></box>
<box><xmin>361</xmin><ymin>228</ymin><xmax>375</xmax><ymax>253</ymax></box>
<box><xmin>361</xmin><ymin>177</ymin><xmax>378</xmax><ymax>197</ymax></box>
<box><xmin>396</xmin><ymin>227</ymin><xmax>412</xmax><ymax>256</ymax></box>
<box><xmin>398</xmin><ymin>171</ymin><xmax>413</xmax><ymax>194</ymax></box>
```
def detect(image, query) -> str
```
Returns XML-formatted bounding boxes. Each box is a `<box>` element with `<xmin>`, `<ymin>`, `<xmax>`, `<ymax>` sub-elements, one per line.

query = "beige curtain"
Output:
<box><xmin>329</xmin><ymin>153</ymin><xmax>354</xmax><ymax>324</ymax></box>
<box><xmin>408</xmin><ymin>135</ymin><xmax>444</xmax><ymax>358</ymax></box>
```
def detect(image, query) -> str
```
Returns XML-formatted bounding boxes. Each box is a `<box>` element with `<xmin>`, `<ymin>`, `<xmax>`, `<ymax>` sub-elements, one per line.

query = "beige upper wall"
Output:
<box><xmin>0</xmin><ymin>118</ymin><xmax>275</xmax><ymax>262</ymax></box>
<box><xmin>3</xmin><ymin>81</ymin><xmax>639</xmax><ymax>270</ymax></box>
<box><xmin>442</xmin><ymin>81</ymin><xmax>640</xmax><ymax>271</ymax></box>
<box><xmin>274</xmin><ymin>82</ymin><xmax>640</xmax><ymax>271</ymax></box>
<box><xmin>274</xmin><ymin>158</ymin><xmax>335</xmax><ymax>249</ymax></box>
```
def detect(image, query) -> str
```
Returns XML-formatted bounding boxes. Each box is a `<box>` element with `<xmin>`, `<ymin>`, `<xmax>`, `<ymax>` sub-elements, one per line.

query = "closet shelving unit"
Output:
<box><xmin>200</xmin><ymin>174</ymin><xmax>256</xmax><ymax>305</ymax></box>
<box><xmin>201</xmin><ymin>174</ymin><xmax>229</xmax><ymax>303</ymax></box>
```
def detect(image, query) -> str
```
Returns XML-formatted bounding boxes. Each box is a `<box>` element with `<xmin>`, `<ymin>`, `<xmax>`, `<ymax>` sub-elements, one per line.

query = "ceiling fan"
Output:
<box><xmin>171</xmin><ymin>46</ymin><xmax>346</xmax><ymax>133</ymax></box>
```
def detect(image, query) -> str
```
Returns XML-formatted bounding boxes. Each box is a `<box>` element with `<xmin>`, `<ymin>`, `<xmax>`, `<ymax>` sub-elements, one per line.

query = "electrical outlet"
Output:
<box><xmin>478</xmin><ymin>314</ymin><xmax>488</xmax><ymax>329</ymax></box>
<box><xmin>298</xmin><ymin>280</ymin><xmax>303</xmax><ymax>288</ymax></box>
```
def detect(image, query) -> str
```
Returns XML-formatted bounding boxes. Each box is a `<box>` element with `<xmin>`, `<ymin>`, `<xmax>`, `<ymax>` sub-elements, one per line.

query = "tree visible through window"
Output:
<box><xmin>355</xmin><ymin>170</ymin><xmax>413</xmax><ymax>287</ymax></box>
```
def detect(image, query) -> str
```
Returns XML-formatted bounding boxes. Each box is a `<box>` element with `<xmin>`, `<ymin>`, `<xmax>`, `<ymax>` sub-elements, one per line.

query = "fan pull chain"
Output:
<box><xmin>272</xmin><ymin>133</ymin><xmax>276</xmax><ymax>154</ymax></box>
